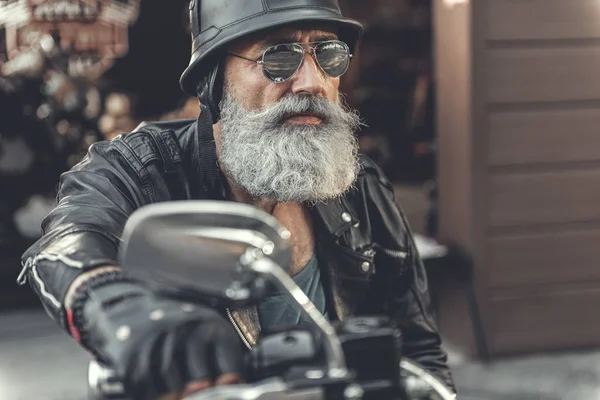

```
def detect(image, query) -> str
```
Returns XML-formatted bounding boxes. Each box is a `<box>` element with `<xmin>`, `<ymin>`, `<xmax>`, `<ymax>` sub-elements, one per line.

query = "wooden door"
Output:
<box><xmin>435</xmin><ymin>0</ymin><xmax>600</xmax><ymax>357</ymax></box>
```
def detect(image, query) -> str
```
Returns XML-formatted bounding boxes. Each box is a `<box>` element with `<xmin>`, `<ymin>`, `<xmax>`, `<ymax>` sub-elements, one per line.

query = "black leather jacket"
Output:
<box><xmin>20</xmin><ymin>110</ymin><xmax>454</xmax><ymax>389</ymax></box>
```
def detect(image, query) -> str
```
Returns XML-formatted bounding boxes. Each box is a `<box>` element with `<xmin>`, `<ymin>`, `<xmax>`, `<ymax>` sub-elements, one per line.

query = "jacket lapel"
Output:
<box><xmin>230</xmin><ymin>306</ymin><xmax>261</xmax><ymax>347</ymax></box>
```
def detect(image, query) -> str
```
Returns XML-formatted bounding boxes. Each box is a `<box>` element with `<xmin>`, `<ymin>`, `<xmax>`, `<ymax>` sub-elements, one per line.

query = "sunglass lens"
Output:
<box><xmin>315</xmin><ymin>41</ymin><xmax>351</xmax><ymax>78</ymax></box>
<box><xmin>262</xmin><ymin>44</ymin><xmax>304</xmax><ymax>83</ymax></box>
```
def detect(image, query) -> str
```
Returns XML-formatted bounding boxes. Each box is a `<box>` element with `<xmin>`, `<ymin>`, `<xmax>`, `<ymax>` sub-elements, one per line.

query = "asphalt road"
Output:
<box><xmin>0</xmin><ymin>309</ymin><xmax>91</xmax><ymax>400</ymax></box>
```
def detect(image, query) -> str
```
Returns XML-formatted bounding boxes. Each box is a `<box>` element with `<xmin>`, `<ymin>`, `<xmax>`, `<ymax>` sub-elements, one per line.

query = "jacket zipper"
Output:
<box><xmin>226</xmin><ymin>307</ymin><xmax>252</xmax><ymax>350</ymax></box>
<box><xmin>374</xmin><ymin>243</ymin><xmax>408</xmax><ymax>260</ymax></box>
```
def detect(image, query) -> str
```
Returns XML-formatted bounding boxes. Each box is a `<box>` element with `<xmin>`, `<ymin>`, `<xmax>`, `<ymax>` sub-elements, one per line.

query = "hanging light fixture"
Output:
<box><xmin>0</xmin><ymin>0</ymin><xmax>141</xmax><ymax>79</ymax></box>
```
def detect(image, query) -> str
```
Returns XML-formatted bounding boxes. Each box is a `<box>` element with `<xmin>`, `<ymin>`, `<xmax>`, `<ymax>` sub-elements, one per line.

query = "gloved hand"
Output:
<box><xmin>69</xmin><ymin>271</ymin><xmax>244</xmax><ymax>400</ymax></box>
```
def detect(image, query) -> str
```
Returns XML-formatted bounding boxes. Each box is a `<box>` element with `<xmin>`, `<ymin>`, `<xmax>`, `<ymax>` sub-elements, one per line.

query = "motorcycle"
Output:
<box><xmin>88</xmin><ymin>200</ymin><xmax>457</xmax><ymax>400</ymax></box>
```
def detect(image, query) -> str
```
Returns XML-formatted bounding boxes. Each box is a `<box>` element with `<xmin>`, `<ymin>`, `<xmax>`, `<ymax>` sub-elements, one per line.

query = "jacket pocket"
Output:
<box><xmin>325</xmin><ymin>242</ymin><xmax>377</xmax><ymax>319</ymax></box>
<box><xmin>330</xmin><ymin>242</ymin><xmax>377</xmax><ymax>280</ymax></box>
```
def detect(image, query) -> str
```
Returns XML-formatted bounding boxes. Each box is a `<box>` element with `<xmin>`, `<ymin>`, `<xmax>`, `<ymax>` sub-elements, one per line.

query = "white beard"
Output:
<box><xmin>218</xmin><ymin>91</ymin><xmax>362</xmax><ymax>203</ymax></box>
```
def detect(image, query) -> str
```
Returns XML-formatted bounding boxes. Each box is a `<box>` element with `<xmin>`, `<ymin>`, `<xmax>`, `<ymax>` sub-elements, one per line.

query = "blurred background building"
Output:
<box><xmin>3</xmin><ymin>0</ymin><xmax>600</xmax><ymax>399</ymax></box>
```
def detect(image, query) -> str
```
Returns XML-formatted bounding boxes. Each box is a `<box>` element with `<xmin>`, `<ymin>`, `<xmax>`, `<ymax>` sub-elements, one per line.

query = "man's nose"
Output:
<box><xmin>289</xmin><ymin>53</ymin><xmax>327</xmax><ymax>97</ymax></box>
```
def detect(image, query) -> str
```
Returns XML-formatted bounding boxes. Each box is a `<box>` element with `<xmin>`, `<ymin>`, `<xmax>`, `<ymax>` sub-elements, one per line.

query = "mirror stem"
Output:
<box><xmin>249</xmin><ymin>257</ymin><xmax>348</xmax><ymax>379</ymax></box>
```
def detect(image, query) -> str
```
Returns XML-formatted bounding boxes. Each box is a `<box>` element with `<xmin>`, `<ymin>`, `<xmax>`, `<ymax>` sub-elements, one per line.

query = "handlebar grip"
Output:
<box><xmin>246</xmin><ymin>328</ymin><xmax>322</xmax><ymax>382</ymax></box>
<box><xmin>86</xmin><ymin>329</ymin><xmax>320</xmax><ymax>400</ymax></box>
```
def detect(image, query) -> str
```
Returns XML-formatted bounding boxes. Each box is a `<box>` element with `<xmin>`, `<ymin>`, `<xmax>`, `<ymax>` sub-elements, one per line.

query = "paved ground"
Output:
<box><xmin>450</xmin><ymin>350</ymin><xmax>600</xmax><ymax>400</ymax></box>
<box><xmin>2</xmin><ymin>309</ymin><xmax>600</xmax><ymax>400</ymax></box>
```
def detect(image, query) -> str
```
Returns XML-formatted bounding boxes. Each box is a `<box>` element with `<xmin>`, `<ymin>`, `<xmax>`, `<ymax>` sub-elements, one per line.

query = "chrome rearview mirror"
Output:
<box><xmin>119</xmin><ymin>200</ymin><xmax>293</xmax><ymax>306</ymax></box>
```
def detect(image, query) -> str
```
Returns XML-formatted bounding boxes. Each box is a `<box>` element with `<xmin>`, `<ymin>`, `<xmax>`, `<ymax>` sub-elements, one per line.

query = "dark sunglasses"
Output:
<box><xmin>228</xmin><ymin>40</ymin><xmax>353</xmax><ymax>83</ymax></box>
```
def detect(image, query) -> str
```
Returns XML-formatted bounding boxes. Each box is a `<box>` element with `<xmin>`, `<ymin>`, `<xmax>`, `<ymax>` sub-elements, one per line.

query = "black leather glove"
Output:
<box><xmin>69</xmin><ymin>271</ymin><xmax>244</xmax><ymax>400</ymax></box>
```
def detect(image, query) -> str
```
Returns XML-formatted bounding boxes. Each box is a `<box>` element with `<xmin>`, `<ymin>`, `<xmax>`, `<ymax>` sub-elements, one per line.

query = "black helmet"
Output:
<box><xmin>180</xmin><ymin>0</ymin><xmax>363</xmax><ymax>122</ymax></box>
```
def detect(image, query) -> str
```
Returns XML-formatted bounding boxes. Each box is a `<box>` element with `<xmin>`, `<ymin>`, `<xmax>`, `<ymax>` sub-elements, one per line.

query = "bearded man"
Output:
<box><xmin>19</xmin><ymin>1</ymin><xmax>454</xmax><ymax>399</ymax></box>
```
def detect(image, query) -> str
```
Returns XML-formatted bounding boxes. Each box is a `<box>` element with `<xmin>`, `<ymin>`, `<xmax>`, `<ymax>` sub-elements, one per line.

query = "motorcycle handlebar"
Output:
<box><xmin>183</xmin><ymin>378</ymin><xmax>324</xmax><ymax>400</ymax></box>
<box><xmin>182</xmin><ymin>360</ymin><xmax>457</xmax><ymax>400</ymax></box>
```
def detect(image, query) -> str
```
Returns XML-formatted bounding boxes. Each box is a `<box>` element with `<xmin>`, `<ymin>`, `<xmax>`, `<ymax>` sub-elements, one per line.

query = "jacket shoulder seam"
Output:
<box><xmin>111</xmin><ymin>136</ymin><xmax>157</xmax><ymax>202</ymax></box>
<box><xmin>144</xmin><ymin>129</ymin><xmax>183</xmax><ymax>173</ymax></box>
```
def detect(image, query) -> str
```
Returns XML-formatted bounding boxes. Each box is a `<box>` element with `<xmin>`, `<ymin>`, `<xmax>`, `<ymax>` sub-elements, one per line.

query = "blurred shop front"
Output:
<box><xmin>0</xmin><ymin>0</ymin><xmax>196</xmax><ymax>308</ymax></box>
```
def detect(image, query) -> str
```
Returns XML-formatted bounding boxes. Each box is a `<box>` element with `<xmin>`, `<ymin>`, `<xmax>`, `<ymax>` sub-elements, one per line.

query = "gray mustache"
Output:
<box><xmin>275</xmin><ymin>96</ymin><xmax>329</xmax><ymax>121</ymax></box>
<box><xmin>256</xmin><ymin>95</ymin><xmax>358</xmax><ymax>128</ymax></box>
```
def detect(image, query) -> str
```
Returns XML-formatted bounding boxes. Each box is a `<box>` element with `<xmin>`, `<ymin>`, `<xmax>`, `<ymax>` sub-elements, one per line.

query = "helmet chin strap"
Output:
<box><xmin>197</xmin><ymin>62</ymin><xmax>224</xmax><ymax>124</ymax></box>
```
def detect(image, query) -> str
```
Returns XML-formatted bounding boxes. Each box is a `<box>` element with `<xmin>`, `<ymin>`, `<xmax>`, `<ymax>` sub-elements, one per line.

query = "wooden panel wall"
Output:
<box><xmin>486</xmin><ymin>0</ymin><xmax>600</xmax><ymax>353</ymax></box>
<box><xmin>487</xmin><ymin>0</ymin><xmax>600</xmax><ymax>40</ymax></box>
<box><xmin>487</xmin><ymin>48</ymin><xmax>600</xmax><ymax>103</ymax></box>
<box><xmin>436</xmin><ymin>0</ymin><xmax>600</xmax><ymax>356</ymax></box>
<box><xmin>489</xmin><ymin>109</ymin><xmax>600</xmax><ymax>165</ymax></box>
<box><xmin>490</xmin><ymin>288</ymin><xmax>600</xmax><ymax>353</ymax></box>
<box><xmin>489</xmin><ymin>170</ymin><xmax>600</xmax><ymax>227</ymax></box>
<box><xmin>489</xmin><ymin>228</ymin><xmax>600</xmax><ymax>288</ymax></box>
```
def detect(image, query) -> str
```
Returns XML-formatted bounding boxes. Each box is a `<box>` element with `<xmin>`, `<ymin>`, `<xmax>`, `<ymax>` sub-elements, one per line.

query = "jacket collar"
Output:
<box><xmin>311</xmin><ymin>197</ymin><xmax>359</xmax><ymax>239</ymax></box>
